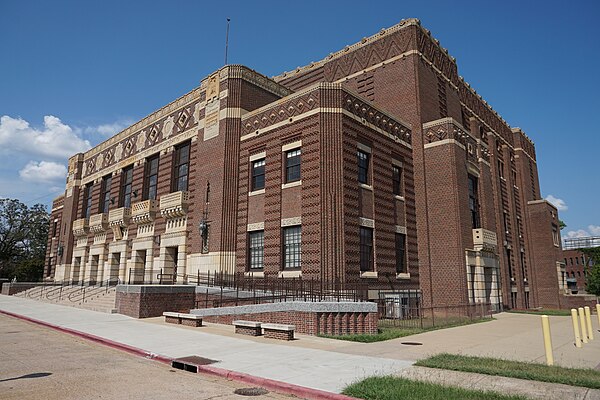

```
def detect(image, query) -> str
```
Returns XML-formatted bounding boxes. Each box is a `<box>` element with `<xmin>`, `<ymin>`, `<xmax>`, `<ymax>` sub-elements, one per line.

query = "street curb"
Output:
<box><xmin>0</xmin><ymin>309</ymin><xmax>359</xmax><ymax>400</ymax></box>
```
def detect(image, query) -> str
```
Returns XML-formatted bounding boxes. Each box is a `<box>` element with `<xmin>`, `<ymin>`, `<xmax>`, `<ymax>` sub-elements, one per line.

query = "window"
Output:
<box><xmin>498</xmin><ymin>159</ymin><xmax>505</xmax><ymax>179</ymax></box>
<box><xmin>503</xmin><ymin>212</ymin><xmax>509</xmax><ymax>234</ymax></box>
<box><xmin>52</xmin><ymin>221</ymin><xmax>58</xmax><ymax>238</ymax></box>
<box><xmin>392</xmin><ymin>164</ymin><xmax>402</xmax><ymax>195</ymax></box>
<box><xmin>285</xmin><ymin>149</ymin><xmax>301</xmax><ymax>183</ymax></box>
<box><xmin>100</xmin><ymin>175</ymin><xmax>112</xmax><ymax>214</ymax></box>
<box><xmin>251</xmin><ymin>159</ymin><xmax>265</xmax><ymax>191</ymax></box>
<box><xmin>120</xmin><ymin>165</ymin><xmax>133</xmax><ymax>208</ymax></box>
<box><xmin>359</xmin><ymin>227</ymin><xmax>374</xmax><ymax>272</ymax></box>
<box><xmin>395</xmin><ymin>233</ymin><xmax>406</xmax><ymax>273</ymax></box>
<box><xmin>83</xmin><ymin>183</ymin><xmax>93</xmax><ymax>219</ymax></box>
<box><xmin>551</xmin><ymin>224</ymin><xmax>559</xmax><ymax>246</ymax></box>
<box><xmin>576</xmin><ymin>257</ymin><xmax>579</xmax><ymax>265</ymax></box>
<box><xmin>248</xmin><ymin>230</ymin><xmax>264</xmax><ymax>269</ymax></box>
<box><xmin>144</xmin><ymin>154</ymin><xmax>159</xmax><ymax>200</ymax></box>
<box><xmin>358</xmin><ymin>150</ymin><xmax>369</xmax><ymax>184</ymax></box>
<box><xmin>468</xmin><ymin>175</ymin><xmax>480</xmax><ymax>229</ymax></box>
<box><xmin>173</xmin><ymin>141</ymin><xmax>190</xmax><ymax>192</ymax></box>
<box><xmin>283</xmin><ymin>225</ymin><xmax>301</xmax><ymax>269</ymax></box>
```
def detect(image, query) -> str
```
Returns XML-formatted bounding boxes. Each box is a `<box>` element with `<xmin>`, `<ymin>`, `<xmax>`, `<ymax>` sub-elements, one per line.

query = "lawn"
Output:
<box><xmin>320</xmin><ymin>317</ymin><xmax>493</xmax><ymax>343</ymax></box>
<box><xmin>342</xmin><ymin>376</ymin><xmax>526</xmax><ymax>400</ymax></box>
<box><xmin>507</xmin><ymin>309</ymin><xmax>573</xmax><ymax>316</ymax></box>
<box><xmin>415</xmin><ymin>353</ymin><xmax>600</xmax><ymax>389</ymax></box>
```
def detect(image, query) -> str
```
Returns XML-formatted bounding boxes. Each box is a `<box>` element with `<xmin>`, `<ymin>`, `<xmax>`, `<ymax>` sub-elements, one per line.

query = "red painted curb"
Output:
<box><xmin>0</xmin><ymin>309</ymin><xmax>359</xmax><ymax>400</ymax></box>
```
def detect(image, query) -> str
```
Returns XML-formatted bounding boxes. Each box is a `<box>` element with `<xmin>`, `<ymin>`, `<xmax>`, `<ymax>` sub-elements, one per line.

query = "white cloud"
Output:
<box><xmin>0</xmin><ymin>115</ymin><xmax>91</xmax><ymax>160</ymax></box>
<box><xmin>565</xmin><ymin>229</ymin><xmax>589</xmax><ymax>239</ymax></box>
<box><xmin>19</xmin><ymin>161</ymin><xmax>67</xmax><ymax>183</ymax></box>
<box><xmin>83</xmin><ymin>119</ymin><xmax>134</xmax><ymax>137</ymax></box>
<box><xmin>545</xmin><ymin>195</ymin><xmax>568</xmax><ymax>212</ymax></box>
<box><xmin>565</xmin><ymin>225</ymin><xmax>600</xmax><ymax>239</ymax></box>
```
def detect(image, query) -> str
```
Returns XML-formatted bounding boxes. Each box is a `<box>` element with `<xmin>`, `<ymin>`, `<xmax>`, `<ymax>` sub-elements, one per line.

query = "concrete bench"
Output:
<box><xmin>262</xmin><ymin>323</ymin><xmax>295</xmax><ymax>341</ymax></box>
<box><xmin>233</xmin><ymin>320</ymin><xmax>262</xmax><ymax>336</ymax></box>
<box><xmin>163</xmin><ymin>312</ymin><xmax>181</xmax><ymax>324</ymax></box>
<box><xmin>163</xmin><ymin>312</ymin><xmax>203</xmax><ymax>327</ymax></box>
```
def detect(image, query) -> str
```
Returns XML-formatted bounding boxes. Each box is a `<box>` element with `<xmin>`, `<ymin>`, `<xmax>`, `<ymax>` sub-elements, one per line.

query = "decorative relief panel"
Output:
<box><xmin>241</xmin><ymin>91</ymin><xmax>320</xmax><ymax>135</ymax></box>
<box><xmin>204</xmin><ymin>99</ymin><xmax>220</xmax><ymax>140</ymax></box>
<box><xmin>423</xmin><ymin>117</ymin><xmax>489</xmax><ymax>163</ymax></box>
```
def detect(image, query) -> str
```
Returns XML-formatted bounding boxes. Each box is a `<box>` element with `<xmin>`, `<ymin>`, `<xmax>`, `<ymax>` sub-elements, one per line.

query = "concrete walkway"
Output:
<box><xmin>2</xmin><ymin>295</ymin><xmax>599</xmax><ymax>399</ymax></box>
<box><xmin>0</xmin><ymin>295</ymin><xmax>411</xmax><ymax>394</ymax></box>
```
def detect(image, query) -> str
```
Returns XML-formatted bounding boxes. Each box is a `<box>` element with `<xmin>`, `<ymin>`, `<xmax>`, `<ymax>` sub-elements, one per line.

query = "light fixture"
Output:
<box><xmin>132</xmin><ymin>190</ymin><xmax>138</xmax><ymax>198</ymax></box>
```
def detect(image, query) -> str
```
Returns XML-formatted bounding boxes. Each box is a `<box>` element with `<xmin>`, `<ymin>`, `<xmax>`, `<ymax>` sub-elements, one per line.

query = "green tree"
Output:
<box><xmin>0</xmin><ymin>198</ymin><xmax>49</xmax><ymax>281</ymax></box>
<box><xmin>581</xmin><ymin>247</ymin><xmax>600</xmax><ymax>296</ymax></box>
<box><xmin>559</xmin><ymin>219</ymin><xmax>567</xmax><ymax>230</ymax></box>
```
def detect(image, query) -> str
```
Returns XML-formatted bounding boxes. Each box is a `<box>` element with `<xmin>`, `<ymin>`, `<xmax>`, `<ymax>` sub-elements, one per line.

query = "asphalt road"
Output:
<box><xmin>0</xmin><ymin>314</ymin><xmax>296</xmax><ymax>400</ymax></box>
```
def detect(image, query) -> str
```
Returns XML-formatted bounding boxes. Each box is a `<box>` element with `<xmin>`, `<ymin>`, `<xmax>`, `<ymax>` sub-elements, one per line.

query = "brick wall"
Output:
<box><xmin>115</xmin><ymin>285</ymin><xmax>196</xmax><ymax>318</ymax></box>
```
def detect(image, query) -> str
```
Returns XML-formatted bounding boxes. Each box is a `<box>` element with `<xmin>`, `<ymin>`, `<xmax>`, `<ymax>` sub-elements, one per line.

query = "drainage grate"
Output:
<box><xmin>234</xmin><ymin>387</ymin><xmax>269</xmax><ymax>396</ymax></box>
<box><xmin>400</xmin><ymin>342</ymin><xmax>423</xmax><ymax>346</ymax></box>
<box><xmin>171</xmin><ymin>355</ymin><xmax>219</xmax><ymax>373</ymax></box>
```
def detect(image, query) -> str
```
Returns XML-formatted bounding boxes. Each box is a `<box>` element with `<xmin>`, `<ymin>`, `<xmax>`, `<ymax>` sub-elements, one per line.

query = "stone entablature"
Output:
<box><xmin>473</xmin><ymin>228</ymin><xmax>498</xmax><ymax>252</ymax></box>
<box><xmin>241</xmin><ymin>83</ymin><xmax>412</xmax><ymax>146</ymax></box>
<box><xmin>72</xmin><ymin>218</ymin><xmax>89</xmax><ymax>237</ymax></box>
<box><xmin>160</xmin><ymin>191</ymin><xmax>189</xmax><ymax>219</ymax></box>
<box><xmin>423</xmin><ymin>117</ymin><xmax>490</xmax><ymax>163</ymax></box>
<box><xmin>89</xmin><ymin>213</ymin><xmax>109</xmax><ymax>233</ymax></box>
<box><xmin>131</xmin><ymin>200</ymin><xmax>158</xmax><ymax>224</ymax></box>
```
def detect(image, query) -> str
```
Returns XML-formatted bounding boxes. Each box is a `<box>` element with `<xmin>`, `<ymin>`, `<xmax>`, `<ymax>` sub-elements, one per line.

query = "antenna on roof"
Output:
<box><xmin>224</xmin><ymin>18</ymin><xmax>231</xmax><ymax>65</ymax></box>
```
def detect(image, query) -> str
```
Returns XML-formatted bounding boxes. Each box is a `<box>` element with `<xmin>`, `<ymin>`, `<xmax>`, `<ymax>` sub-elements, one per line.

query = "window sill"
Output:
<box><xmin>281</xmin><ymin>180</ymin><xmax>302</xmax><ymax>189</ymax></box>
<box><xmin>245</xmin><ymin>270</ymin><xmax>264</xmax><ymax>278</ymax></box>
<box><xmin>278</xmin><ymin>270</ymin><xmax>302</xmax><ymax>278</ymax></box>
<box><xmin>394</xmin><ymin>195</ymin><xmax>405</xmax><ymax>201</ymax></box>
<box><xmin>248</xmin><ymin>189</ymin><xmax>265</xmax><ymax>196</ymax></box>
<box><xmin>396</xmin><ymin>272</ymin><xmax>410</xmax><ymax>280</ymax></box>
<box><xmin>360</xmin><ymin>271</ymin><xmax>378</xmax><ymax>279</ymax></box>
<box><xmin>359</xmin><ymin>183</ymin><xmax>373</xmax><ymax>191</ymax></box>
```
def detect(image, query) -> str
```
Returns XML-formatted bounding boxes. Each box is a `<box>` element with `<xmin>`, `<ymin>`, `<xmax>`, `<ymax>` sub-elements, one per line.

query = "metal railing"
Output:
<box><xmin>66</xmin><ymin>277</ymin><xmax>120</xmax><ymax>304</ymax></box>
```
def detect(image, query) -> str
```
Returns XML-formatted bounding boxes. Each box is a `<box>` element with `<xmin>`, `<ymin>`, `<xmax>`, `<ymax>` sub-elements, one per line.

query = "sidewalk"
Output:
<box><xmin>1</xmin><ymin>295</ymin><xmax>599</xmax><ymax>400</ymax></box>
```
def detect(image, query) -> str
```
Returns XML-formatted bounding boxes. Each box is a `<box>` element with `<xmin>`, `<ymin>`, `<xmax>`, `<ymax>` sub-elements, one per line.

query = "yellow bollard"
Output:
<box><xmin>597</xmin><ymin>304</ymin><xmax>600</xmax><ymax>326</ymax></box>
<box><xmin>541</xmin><ymin>315</ymin><xmax>554</xmax><ymax>366</ymax></box>
<box><xmin>571</xmin><ymin>308</ymin><xmax>582</xmax><ymax>348</ymax></box>
<box><xmin>579</xmin><ymin>307</ymin><xmax>589</xmax><ymax>344</ymax></box>
<box><xmin>585</xmin><ymin>306</ymin><xmax>594</xmax><ymax>340</ymax></box>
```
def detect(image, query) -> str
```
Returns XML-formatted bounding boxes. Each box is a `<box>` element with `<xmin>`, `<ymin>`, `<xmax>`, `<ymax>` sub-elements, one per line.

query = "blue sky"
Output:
<box><xmin>0</xmin><ymin>0</ymin><xmax>598</xmax><ymax>239</ymax></box>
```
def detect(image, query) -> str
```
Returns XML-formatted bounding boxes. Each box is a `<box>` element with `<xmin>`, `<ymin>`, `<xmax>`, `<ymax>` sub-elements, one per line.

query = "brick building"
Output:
<box><xmin>44</xmin><ymin>19</ymin><xmax>566</xmax><ymax>310</ymax></box>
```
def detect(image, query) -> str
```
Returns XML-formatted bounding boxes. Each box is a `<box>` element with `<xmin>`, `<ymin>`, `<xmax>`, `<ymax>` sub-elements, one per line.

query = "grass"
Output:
<box><xmin>507</xmin><ymin>309</ymin><xmax>573</xmax><ymax>316</ymax></box>
<box><xmin>320</xmin><ymin>317</ymin><xmax>493</xmax><ymax>343</ymax></box>
<box><xmin>415</xmin><ymin>353</ymin><xmax>600</xmax><ymax>389</ymax></box>
<box><xmin>342</xmin><ymin>376</ymin><xmax>526</xmax><ymax>400</ymax></box>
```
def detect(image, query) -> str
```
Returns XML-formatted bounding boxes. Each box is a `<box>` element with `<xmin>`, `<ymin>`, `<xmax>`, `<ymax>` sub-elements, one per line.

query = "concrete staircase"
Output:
<box><xmin>14</xmin><ymin>285</ymin><xmax>117</xmax><ymax>313</ymax></box>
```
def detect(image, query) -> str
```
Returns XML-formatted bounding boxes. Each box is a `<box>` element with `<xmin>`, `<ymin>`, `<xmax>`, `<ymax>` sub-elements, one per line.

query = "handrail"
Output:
<box><xmin>67</xmin><ymin>277</ymin><xmax>121</xmax><ymax>304</ymax></box>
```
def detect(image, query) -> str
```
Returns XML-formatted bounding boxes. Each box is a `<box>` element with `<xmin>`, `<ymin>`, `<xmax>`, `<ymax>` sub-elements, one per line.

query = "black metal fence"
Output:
<box><xmin>377</xmin><ymin>290</ymin><xmax>495</xmax><ymax>329</ymax></box>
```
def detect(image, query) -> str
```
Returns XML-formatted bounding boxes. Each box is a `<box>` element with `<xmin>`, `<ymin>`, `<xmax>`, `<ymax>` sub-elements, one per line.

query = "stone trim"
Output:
<box><xmin>424</xmin><ymin>138</ymin><xmax>466</xmax><ymax>151</ymax></box>
<box><xmin>281</xmin><ymin>217</ymin><xmax>301</xmax><ymax>227</ymax></box>
<box><xmin>247</xmin><ymin>222</ymin><xmax>264</xmax><ymax>231</ymax></box>
<box><xmin>360</xmin><ymin>271</ymin><xmax>378</xmax><ymax>279</ymax></box>
<box><xmin>278</xmin><ymin>270</ymin><xmax>301</xmax><ymax>278</ymax></box>
<box><xmin>357</xmin><ymin>142</ymin><xmax>372</xmax><ymax>153</ymax></box>
<box><xmin>190</xmin><ymin>301</ymin><xmax>378</xmax><ymax>316</ymax></box>
<box><xmin>395</xmin><ymin>225</ymin><xmax>407</xmax><ymax>234</ymax></box>
<box><xmin>249</xmin><ymin>151</ymin><xmax>266</xmax><ymax>162</ymax></box>
<box><xmin>281</xmin><ymin>180</ymin><xmax>302</xmax><ymax>189</ymax></box>
<box><xmin>281</xmin><ymin>140</ymin><xmax>302</xmax><ymax>152</ymax></box>
<box><xmin>359</xmin><ymin>217</ymin><xmax>374</xmax><ymax>228</ymax></box>
<box><xmin>248</xmin><ymin>189</ymin><xmax>265</xmax><ymax>196</ymax></box>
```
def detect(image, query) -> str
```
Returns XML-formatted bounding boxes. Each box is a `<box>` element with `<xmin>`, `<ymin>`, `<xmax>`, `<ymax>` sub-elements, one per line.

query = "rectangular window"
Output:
<box><xmin>83</xmin><ymin>183</ymin><xmax>93</xmax><ymax>219</ymax></box>
<box><xmin>120</xmin><ymin>165</ymin><xmax>133</xmax><ymax>208</ymax></box>
<box><xmin>358</xmin><ymin>150</ymin><xmax>369</xmax><ymax>184</ymax></box>
<box><xmin>143</xmin><ymin>154</ymin><xmax>159</xmax><ymax>200</ymax></box>
<box><xmin>248</xmin><ymin>230</ymin><xmax>264</xmax><ymax>270</ymax></box>
<box><xmin>173</xmin><ymin>141</ymin><xmax>190</xmax><ymax>192</ymax></box>
<box><xmin>395</xmin><ymin>233</ymin><xmax>406</xmax><ymax>273</ymax></box>
<box><xmin>498</xmin><ymin>159</ymin><xmax>505</xmax><ymax>179</ymax></box>
<box><xmin>503</xmin><ymin>211</ymin><xmax>509</xmax><ymax>234</ymax></box>
<box><xmin>392</xmin><ymin>165</ymin><xmax>402</xmax><ymax>195</ymax></box>
<box><xmin>100</xmin><ymin>175</ymin><xmax>112</xmax><ymax>214</ymax></box>
<box><xmin>552</xmin><ymin>224</ymin><xmax>559</xmax><ymax>246</ymax></box>
<box><xmin>251</xmin><ymin>158</ymin><xmax>265</xmax><ymax>191</ymax></box>
<box><xmin>285</xmin><ymin>149</ymin><xmax>301</xmax><ymax>183</ymax></box>
<box><xmin>52</xmin><ymin>221</ymin><xmax>58</xmax><ymax>237</ymax></box>
<box><xmin>359</xmin><ymin>227</ymin><xmax>374</xmax><ymax>272</ymax></box>
<box><xmin>283</xmin><ymin>225</ymin><xmax>301</xmax><ymax>269</ymax></box>
<box><xmin>468</xmin><ymin>175</ymin><xmax>480</xmax><ymax>229</ymax></box>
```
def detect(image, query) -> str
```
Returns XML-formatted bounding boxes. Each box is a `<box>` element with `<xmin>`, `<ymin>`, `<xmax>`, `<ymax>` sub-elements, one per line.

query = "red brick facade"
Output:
<box><xmin>46</xmin><ymin>19</ymin><xmax>564</xmax><ymax>311</ymax></box>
